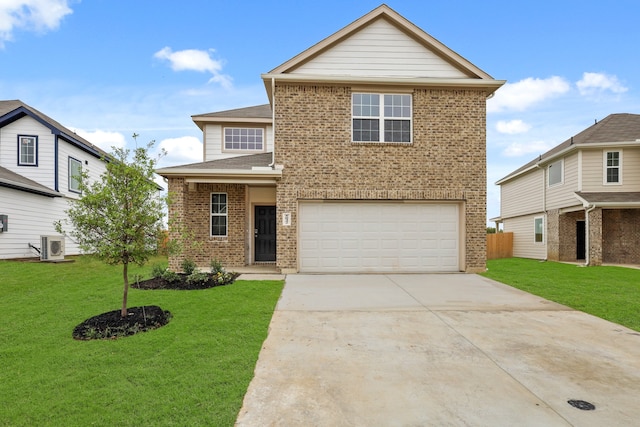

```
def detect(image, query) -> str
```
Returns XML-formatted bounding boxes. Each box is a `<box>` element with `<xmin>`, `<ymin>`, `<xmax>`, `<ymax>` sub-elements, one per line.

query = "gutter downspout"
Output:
<box><xmin>269</xmin><ymin>77</ymin><xmax>275</xmax><ymax>168</ymax></box>
<box><xmin>584</xmin><ymin>204</ymin><xmax>596</xmax><ymax>266</ymax></box>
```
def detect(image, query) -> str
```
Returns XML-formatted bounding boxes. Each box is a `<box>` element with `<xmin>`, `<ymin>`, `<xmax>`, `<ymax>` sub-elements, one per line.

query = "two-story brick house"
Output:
<box><xmin>0</xmin><ymin>100</ymin><xmax>109</xmax><ymax>259</ymax></box>
<box><xmin>158</xmin><ymin>5</ymin><xmax>504</xmax><ymax>273</ymax></box>
<box><xmin>494</xmin><ymin>113</ymin><xmax>640</xmax><ymax>266</ymax></box>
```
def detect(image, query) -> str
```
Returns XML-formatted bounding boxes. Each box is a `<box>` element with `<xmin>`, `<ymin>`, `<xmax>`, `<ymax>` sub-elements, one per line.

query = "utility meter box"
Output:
<box><xmin>0</xmin><ymin>214</ymin><xmax>7</xmax><ymax>232</ymax></box>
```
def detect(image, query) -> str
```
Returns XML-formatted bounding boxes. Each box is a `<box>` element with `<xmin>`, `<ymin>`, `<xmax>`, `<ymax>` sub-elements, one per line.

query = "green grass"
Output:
<box><xmin>0</xmin><ymin>256</ymin><xmax>284</xmax><ymax>426</ymax></box>
<box><xmin>482</xmin><ymin>258</ymin><xmax>640</xmax><ymax>332</ymax></box>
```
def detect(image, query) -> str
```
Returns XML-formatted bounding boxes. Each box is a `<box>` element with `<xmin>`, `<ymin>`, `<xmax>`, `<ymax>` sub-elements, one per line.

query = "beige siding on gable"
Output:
<box><xmin>500</xmin><ymin>169</ymin><xmax>543</xmax><ymax>218</ymax></box>
<box><xmin>503</xmin><ymin>214</ymin><xmax>547</xmax><ymax>260</ymax></box>
<box><xmin>582</xmin><ymin>147</ymin><xmax>640</xmax><ymax>192</ymax></box>
<box><xmin>204</xmin><ymin>124</ymin><xmax>274</xmax><ymax>162</ymax></box>
<box><xmin>546</xmin><ymin>153</ymin><xmax>580</xmax><ymax>210</ymax></box>
<box><xmin>292</xmin><ymin>19</ymin><xmax>469</xmax><ymax>78</ymax></box>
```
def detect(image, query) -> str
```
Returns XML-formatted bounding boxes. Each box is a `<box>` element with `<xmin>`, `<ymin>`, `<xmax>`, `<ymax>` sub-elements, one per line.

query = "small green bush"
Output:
<box><xmin>210</xmin><ymin>259</ymin><xmax>225</xmax><ymax>275</ymax></box>
<box><xmin>181</xmin><ymin>258</ymin><xmax>197</xmax><ymax>275</ymax></box>
<box><xmin>186</xmin><ymin>272</ymin><xmax>209</xmax><ymax>286</ymax></box>
<box><xmin>161</xmin><ymin>269</ymin><xmax>180</xmax><ymax>283</ymax></box>
<box><xmin>150</xmin><ymin>263</ymin><xmax>167</xmax><ymax>278</ymax></box>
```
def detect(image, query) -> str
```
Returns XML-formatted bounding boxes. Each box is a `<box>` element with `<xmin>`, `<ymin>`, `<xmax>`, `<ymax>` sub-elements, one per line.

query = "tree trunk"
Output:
<box><xmin>121</xmin><ymin>262</ymin><xmax>129</xmax><ymax>318</ymax></box>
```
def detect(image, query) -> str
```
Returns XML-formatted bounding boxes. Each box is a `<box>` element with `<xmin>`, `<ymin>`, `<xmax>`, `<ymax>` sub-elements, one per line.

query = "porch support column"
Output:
<box><xmin>546</xmin><ymin>209</ymin><xmax>560</xmax><ymax>261</ymax></box>
<box><xmin>587</xmin><ymin>207</ymin><xmax>603</xmax><ymax>266</ymax></box>
<box><xmin>168</xmin><ymin>177</ymin><xmax>187</xmax><ymax>271</ymax></box>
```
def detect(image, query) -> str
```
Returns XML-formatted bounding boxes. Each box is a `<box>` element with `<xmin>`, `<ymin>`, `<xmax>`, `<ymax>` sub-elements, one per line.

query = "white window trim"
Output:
<box><xmin>68</xmin><ymin>157</ymin><xmax>82</xmax><ymax>194</ymax></box>
<box><xmin>547</xmin><ymin>159</ymin><xmax>563</xmax><ymax>187</ymax></box>
<box><xmin>18</xmin><ymin>135</ymin><xmax>38</xmax><ymax>166</ymax></box>
<box><xmin>210</xmin><ymin>192</ymin><xmax>228</xmax><ymax>237</ymax></box>
<box><xmin>534</xmin><ymin>216</ymin><xmax>544</xmax><ymax>244</ymax></box>
<box><xmin>603</xmin><ymin>149</ymin><xmax>622</xmax><ymax>185</ymax></box>
<box><xmin>351</xmin><ymin>93</ymin><xmax>413</xmax><ymax>144</ymax></box>
<box><xmin>222</xmin><ymin>127</ymin><xmax>266</xmax><ymax>153</ymax></box>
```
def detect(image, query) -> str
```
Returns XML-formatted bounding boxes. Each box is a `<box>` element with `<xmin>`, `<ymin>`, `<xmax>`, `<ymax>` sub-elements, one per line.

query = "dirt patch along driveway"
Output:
<box><xmin>236</xmin><ymin>274</ymin><xmax>640</xmax><ymax>426</ymax></box>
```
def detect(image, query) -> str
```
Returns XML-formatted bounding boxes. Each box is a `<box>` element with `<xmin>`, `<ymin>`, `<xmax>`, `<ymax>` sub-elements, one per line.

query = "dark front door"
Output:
<box><xmin>576</xmin><ymin>220</ymin><xmax>586</xmax><ymax>260</ymax></box>
<box><xmin>255</xmin><ymin>206</ymin><xmax>276</xmax><ymax>262</ymax></box>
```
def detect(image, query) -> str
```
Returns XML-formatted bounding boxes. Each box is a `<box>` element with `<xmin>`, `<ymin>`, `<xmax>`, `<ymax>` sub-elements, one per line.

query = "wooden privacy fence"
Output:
<box><xmin>487</xmin><ymin>232</ymin><xmax>513</xmax><ymax>260</ymax></box>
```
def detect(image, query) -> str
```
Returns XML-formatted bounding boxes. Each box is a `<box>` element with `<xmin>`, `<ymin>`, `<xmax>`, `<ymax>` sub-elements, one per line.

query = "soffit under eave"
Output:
<box><xmin>268</xmin><ymin>5</ymin><xmax>494</xmax><ymax>81</ymax></box>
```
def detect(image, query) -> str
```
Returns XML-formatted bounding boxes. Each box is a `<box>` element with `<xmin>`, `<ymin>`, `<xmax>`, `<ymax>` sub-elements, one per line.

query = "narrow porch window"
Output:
<box><xmin>211</xmin><ymin>193</ymin><xmax>227</xmax><ymax>236</ymax></box>
<box><xmin>534</xmin><ymin>216</ymin><xmax>544</xmax><ymax>243</ymax></box>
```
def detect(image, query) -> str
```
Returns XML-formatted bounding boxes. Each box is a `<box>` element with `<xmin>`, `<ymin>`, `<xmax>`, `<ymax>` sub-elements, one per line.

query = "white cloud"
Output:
<box><xmin>74</xmin><ymin>129</ymin><xmax>127</xmax><ymax>152</ymax></box>
<box><xmin>488</xmin><ymin>76</ymin><xmax>570</xmax><ymax>113</ymax></box>
<box><xmin>0</xmin><ymin>0</ymin><xmax>72</xmax><ymax>46</ymax></box>
<box><xmin>496</xmin><ymin>119</ymin><xmax>531</xmax><ymax>135</ymax></box>
<box><xmin>576</xmin><ymin>72</ymin><xmax>628</xmax><ymax>96</ymax></box>
<box><xmin>157</xmin><ymin>136</ymin><xmax>203</xmax><ymax>167</ymax></box>
<box><xmin>502</xmin><ymin>140</ymin><xmax>554</xmax><ymax>158</ymax></box>
<box><xmin>154</xmin><ymin>47</ymin><xmax>232</xmax><ymax>88</ymax></box>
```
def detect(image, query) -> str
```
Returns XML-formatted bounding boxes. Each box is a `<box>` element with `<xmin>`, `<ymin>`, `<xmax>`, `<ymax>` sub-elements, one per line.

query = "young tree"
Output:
<box><xmin>56</xmin><ymin>138</ymin><xmax>166</xmax><ymax>317</ymax></box>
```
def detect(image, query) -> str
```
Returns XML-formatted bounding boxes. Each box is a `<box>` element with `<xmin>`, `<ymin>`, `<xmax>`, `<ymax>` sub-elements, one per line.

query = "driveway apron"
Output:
<box><xmin>236</xmin><ymin>274</ymin><xmax>640</xmax><ymax>426</ymax></box>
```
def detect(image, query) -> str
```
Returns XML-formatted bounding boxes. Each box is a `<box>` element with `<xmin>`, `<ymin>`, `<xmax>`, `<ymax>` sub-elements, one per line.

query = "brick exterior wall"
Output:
<box><xmin>588</xmin><ymin>207</ymin><xmax>603</xmax><ymax>266</ymax></box>
<box><xmin>558</xmin><ymin>211</ymin><xmax>585</xmax><ymax>261</ymax></box>
<box><xmin>603</xmin><ymin>209</ymin><xmax>640</xmax><ymax>264</ymax></box>
<box><xmin>546</xmin><ymin>209</ymin><xmax>560</xmax><ymax>261</ymax></box>
<box><xmin>168</xmin><ymin>178</ymin><xmax>246</xmax><ymax>271</ymax></box>
<box><xmin>274</xmin><ymin>84</ymin><xmax>487</xmax><ymax>272</ymax></box>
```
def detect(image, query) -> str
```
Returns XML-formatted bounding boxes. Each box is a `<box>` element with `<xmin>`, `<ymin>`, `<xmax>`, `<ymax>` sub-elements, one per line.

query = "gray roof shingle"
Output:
<box><xmin>158</xmin><ymin>152</ymin><xmax>273</xmax><ymax>172</ymax></box>
<box><xmin>192</xmin><ymin>104</ymin><xmax>272</xmax><ymax>120</ymax></box>
<box><xmin>0</xmin><ymin>165</ymin><xmax>62</xmax><ymax>197</ymax></box>
<box><xmin>575</xmin><ymin>191</ymin><xmax>640</xmax><ymax>204</ymax></box>
<box><xmin>499</xmin><ymin>113</ymin><xmax>640</xmax><ymax>183</ymax></box>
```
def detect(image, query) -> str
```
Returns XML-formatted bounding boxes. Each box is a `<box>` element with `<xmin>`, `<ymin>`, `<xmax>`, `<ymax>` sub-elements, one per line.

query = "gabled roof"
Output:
<box><xmin>191</xmin><ymin>104</ymin><xmax>272</xmax><ymax>130</ymax></box>
<box><xmin>261</xmin><ymin>4</ymin><xmax>504</xmax><ymax>101</ymax></box>
<box><xmin>0</xmin><ymin>165</ymin><xmax>62</xmax><ymax>197</ymax></box>
<box><xmin>497</xmin><ymin>113</ymin><xmax>640</xmax><ymax>185</ymax></box>
<box><xmin>0</xmin><ymin>100</ymin><xmax>109</xmax><ymax>159</ymax></box>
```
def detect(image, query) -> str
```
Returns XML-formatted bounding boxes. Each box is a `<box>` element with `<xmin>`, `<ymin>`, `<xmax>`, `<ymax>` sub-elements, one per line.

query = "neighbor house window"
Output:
<box><xmin>548</xmin><ymin>159</ymin><xmax>563</xmax><ymax>186</ymax></box>
<box><xmin>224</xmin><ymin>128</ymin><xmax>264</xmax><ymax>151</ymax></box>
<box><xmin>534</xmin><ymin>217</ymin><xmax>544</xmax><ymax>243</ymax></box>
<box><xmin>69</xmin><ymin>157</ymin><xmax>82</xmax><ymax>193</ymax></box>
<box><xmin>352</xmin><ymin>93</ymin><xmax>412</xmax><ymax>143</ymax></box>
<box><xmin>604</xmin><ymin>151</ymin><xmax>621</xmax><ymax>184</ymax></box>
<box><xmin>18</xmin><ymin>135</ymin><xmax>38</xmax><ymax>166</ymax></box>
<box><xmin>211</xmin><ymin>193</ymin><xmax>227</xmax><ymax>236</ymax></box>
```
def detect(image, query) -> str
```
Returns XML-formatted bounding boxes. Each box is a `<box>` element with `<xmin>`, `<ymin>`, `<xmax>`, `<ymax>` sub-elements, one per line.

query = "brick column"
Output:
<box><xmin>546</xmin><ymin>209</ymin><xmax>560</xmax><ymax>261</ymax></box>
<box><xmin>167</xmin><ymin>178</ymin><xmax>186</xmax><ymax>271</ymax></box>
<box><xmin>588</xmin><ymin>207</ymin><xmax>602</xmax><ymax>266</ymax></box>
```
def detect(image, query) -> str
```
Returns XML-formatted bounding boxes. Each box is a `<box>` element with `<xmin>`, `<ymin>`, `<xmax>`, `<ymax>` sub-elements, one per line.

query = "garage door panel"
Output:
<box><xmin>299</xmin><ymin>202</ymin><xmax>460</xmax><ymax>273</ymax></box>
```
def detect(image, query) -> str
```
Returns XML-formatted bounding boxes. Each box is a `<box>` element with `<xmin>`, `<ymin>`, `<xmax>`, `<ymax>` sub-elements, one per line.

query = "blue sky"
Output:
<box><xmin>1</xmin><ymin>1</ymin><xmax>639</xmax><ymax>224</ymax></box>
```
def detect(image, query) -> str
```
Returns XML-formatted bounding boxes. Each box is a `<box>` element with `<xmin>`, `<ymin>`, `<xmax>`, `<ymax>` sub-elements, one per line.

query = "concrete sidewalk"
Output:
<box><xmin>236</xmin><ymin>274</ymin><xmax>640</xmax><ymax>426</ymax></box>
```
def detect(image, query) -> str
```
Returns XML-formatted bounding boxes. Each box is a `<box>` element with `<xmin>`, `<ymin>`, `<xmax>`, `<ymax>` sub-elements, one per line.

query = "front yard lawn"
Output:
<box><xmin>0</xmin><ymin>255</ymin><xmax>283</xmax><ymax>426</ymax></box>
<box><xmin>482</xmin><ymin>258</ymin><xmax>640</xmax><ymax>332</ymax></box>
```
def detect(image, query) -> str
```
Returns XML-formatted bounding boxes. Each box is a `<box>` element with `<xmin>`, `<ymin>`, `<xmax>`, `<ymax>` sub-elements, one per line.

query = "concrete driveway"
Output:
<box><xmin>236</xmin><ymin>274</ymin><xmax>640</xmax><ymax>426</ymax></box>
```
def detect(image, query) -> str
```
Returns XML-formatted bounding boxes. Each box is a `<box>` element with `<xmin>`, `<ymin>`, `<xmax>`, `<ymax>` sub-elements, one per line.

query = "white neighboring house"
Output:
<box><xmin>0</xmin><ymin>100</ymin><xmax>110</xmax><ymax>260</ymax></box>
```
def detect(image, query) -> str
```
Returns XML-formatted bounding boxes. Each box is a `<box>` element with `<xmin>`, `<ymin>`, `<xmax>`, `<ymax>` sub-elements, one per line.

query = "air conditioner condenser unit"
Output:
<box><xmin>41</xmin><ymin>235</ymin><xmax>65</xmax><ymax>261</ymax></box>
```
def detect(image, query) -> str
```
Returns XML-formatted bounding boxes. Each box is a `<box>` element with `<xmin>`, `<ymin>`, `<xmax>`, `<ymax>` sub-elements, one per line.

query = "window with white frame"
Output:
<box><xmin>604</xmin><ymin>151</ymin><xmax>621</xmax><ymax>184</ymax></box>
<box><xmin>224</xmin><ymin>128</ymin><xmax>264</xmax><ymax>151</ymax></box>
<box><xmin>18</xmin><ymin>135</ymin><xmax>37</xmax><ymax>166</ymax></box>
<box><xmin>352</xmin><ymin>93</ymin><xmax>412</xmax><ymax>143</ymax></box>
<box><xmin>69</xmin><ymin>157</ymin><xmax>82</xmax><ymax>193</ymax></box>
<box><xmin>211</xmin><ymin>193</ymin><xmax>227</xmax><ymax>236</ymax></box>
<box><xmin>548</xmin><ymin>159</ymin><xmax>563</xmax><ymax>186</ymax></box>
<box><xmin>534</xmin><ymin>216</ymin><xmax>544</xmax><ymax>243</ymax></box>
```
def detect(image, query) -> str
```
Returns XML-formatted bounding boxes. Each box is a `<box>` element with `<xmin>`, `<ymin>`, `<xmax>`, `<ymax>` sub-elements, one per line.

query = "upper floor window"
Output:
<box><xmin>18</xmin><ymin>135</ymin><xmax>38</xmax><ymax>166</ymax></box>
<box><xmin>604</xmin><ymin>151</ymin><xmax>621</xmax><ymax>184</ymax></box>
<box><xmin>548</xmin><ymin>159</ymin><xmax>563</xmax><ymax>186</ymax></box>
<box><xmin>69</xmin><ymin>157</ymin><xmax>82</xmax><ymax>193</ymax></box>
<box><xmin>352</xmin><ymin>93</ymin><xmax>412</xmax><ymax>143</ymax></box>
<box><xmin>211</xmin><ymin>192</ymin><xmax>228</xmax><ymax>237</ymax></box>
<box><xmin>224</xmin><ymin>128</ymin><xmax>264</xmax><ymax>151</ymax></box>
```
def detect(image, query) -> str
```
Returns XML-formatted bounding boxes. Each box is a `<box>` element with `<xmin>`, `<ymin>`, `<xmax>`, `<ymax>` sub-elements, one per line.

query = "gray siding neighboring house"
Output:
<box><xmin>494</xmin><ymin>113</ymin><xmax>640</xmax><ymax>265</ymax></box>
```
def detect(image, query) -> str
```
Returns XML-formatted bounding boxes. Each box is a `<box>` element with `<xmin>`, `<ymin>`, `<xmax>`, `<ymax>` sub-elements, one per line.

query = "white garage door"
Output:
<box><xmin>299</xmin><ymin>202</ymin><xmax>460</xmax><ymax>273</ymax></box>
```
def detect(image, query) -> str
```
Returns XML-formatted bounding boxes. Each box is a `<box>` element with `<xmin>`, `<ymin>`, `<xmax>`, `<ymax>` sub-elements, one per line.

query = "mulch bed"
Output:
<box><xmin>73</xmin><ymin>273</ymin><xmax>239</xmax><ymax>340</ymax></box>
<box><xmin>131</xmin><ymin>272</ymin><xmax>240</xmax><ymax>290</ymax></box>
<box><xmin>73</xmin><ymin>305</ymin><xmax>172</xmax><ymax>340</ymax></box>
